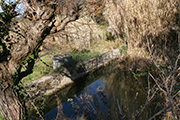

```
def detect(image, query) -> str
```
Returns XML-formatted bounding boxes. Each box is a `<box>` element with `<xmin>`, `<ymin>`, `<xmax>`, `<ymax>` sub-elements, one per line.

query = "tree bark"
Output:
<box><xmin>0</xmin><ymin>77</ymin><xmax>25</xmax><ymax>120</ymax></box>
<box><xmin>0</xmin><ymin>0</ymin><xmax>81</xmax><ymax>119</ymax></box>
<box><xmin>0</xmin><ymin>82</ymin><xmax>21</xmax><ymax>120</ymax></box>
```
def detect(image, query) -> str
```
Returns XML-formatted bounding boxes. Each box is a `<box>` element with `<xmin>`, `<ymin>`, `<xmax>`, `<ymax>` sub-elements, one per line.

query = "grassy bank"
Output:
<box><xmin>21</xmin><ymin>40</ymin><xmax>121</xmax><ymax>85</ymax></box>
<box><xmin>21</xmin><ymin>50</ymin><xmax>100</xmax><ymax>85</ymax></box>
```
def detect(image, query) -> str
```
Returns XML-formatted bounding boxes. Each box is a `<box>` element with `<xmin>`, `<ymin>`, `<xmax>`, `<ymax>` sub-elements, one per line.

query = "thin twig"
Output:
<box><xmin>38</xmin><ymin>57</ymin><xmax>51</xmax><ymax>67</ymax></box>
<box><xmin>170</xmin><ymin>54</ymin><xmax>180</xmax><ymax>93</ymax></box>
<box><xmin>125</xmin><ymin>91</ymin><xmax>130</xmax><ymax>119</ymax></box>
<box><xmin>137</xmin><ymin>88</ymin><xmax>158</xmax><ymax>119</ymax></box>
<box><xmin>148</xmin><ymin>106</ymin><xmax>170</xmax><ymax>120</ymax></box>
<box><xmin>173</xmin><ymin>90</ymin><xmax>180</xmax><ymax>98</ymax></box>
<box><xmin>149</xmin><ymin>73</ymin><xmax>166</xmax><ymax>94</ymax></box>
<box><xmin>133</xmin><ymin>92</ymin><xmax>138</xmax><ymax>119</ymax></box>
<box><xmin>146</xmin><ymin>36</ymin><xmax>166</xmax><ymax>75</ymax></box>
<box><xmin>30</xmin><ymin>101</ymin><xmax>44</xmax><ymax>120</ymax></box>
<box><xmin>117</xmin><ymin>99</ymin><xmax>123</xmax><ymax>115</ymax></box>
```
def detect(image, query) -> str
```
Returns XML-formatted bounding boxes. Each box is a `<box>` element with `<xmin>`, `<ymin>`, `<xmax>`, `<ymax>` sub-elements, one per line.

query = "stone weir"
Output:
<box><xmin>24</xmin><ymin>49</ymin><xmax>120</xmax><ymax>99</ymax></box>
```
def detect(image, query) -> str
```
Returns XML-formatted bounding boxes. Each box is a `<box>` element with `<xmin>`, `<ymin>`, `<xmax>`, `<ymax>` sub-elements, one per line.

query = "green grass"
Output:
<box><xmin>21</xmin><ymin>50</ymin><xmax>101</xmax><ymax>85</ymax></box>
<box><xmin>119</xmin><ymin>45</ymin><xmax>127</xmax><ymax>56</ymax></box>
<box><xmin>70</xmin><ymin>51</ymin><xmax>100</xmax><ymax>63</ymax></box>
<box><xmin>0</xmin><ymin>111</ymin><xmax>4</xmax><ymax>120</ymax></box>
<box><xmin>21</xmin><ymin>56</ymin><xmax>53</xmax><ymax>85</ymax></box>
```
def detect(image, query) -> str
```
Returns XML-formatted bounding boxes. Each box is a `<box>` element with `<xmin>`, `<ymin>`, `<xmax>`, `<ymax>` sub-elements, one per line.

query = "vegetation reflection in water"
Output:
<box><xmin>42</xmin><ymin>64</ymin><xmax>157</xmax><ymax>120</ymax></box>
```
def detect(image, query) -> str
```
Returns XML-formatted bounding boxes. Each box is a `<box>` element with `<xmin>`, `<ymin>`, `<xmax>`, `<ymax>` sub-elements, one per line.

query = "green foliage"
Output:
<box><xmin>95</xmin><ymin>12</ymin><xmax>109</xmax><ymax>26</ymax></box>
<box><xmin>92</xmin><ymin>0</ymin><xmax>108</xmax><ymax>26</ymax></box>
<box><xmin>106</xmin><ymin>32</ymin><xmax>114</xmax><ymax>41</ymax></box>
<box><xmin>38</xmin><ymin>98</ymin><xmax>46</xmax><ymax>111</ymax></box>
<box><xmin>0</xmin><ymin>3</ymin><xmax>17</xmax><ymax>60</ymax></box>
<box><xmin>120</xmin><ymin>45</ymin><xmax>127</xmax><ymax>56</ymax></box>
<box><xmin>12</xmin><ymin>71</ymin><xmax>18</xmax><ymax>76</ymax></box>
<box><xmin>13</xmin><ymin>85</ymin><xmax>20</xmax><ymax>92</ymax></box>
<box><xmin>130</xmin><ymin>68</ymin><xmax>147</xmax><ymax>80</ymax></box>
<box><xmin>0</xmin><ymin>111</ymin><xmax>5</xmax><ymax>120</ymax></box>
<box><xmin>27</xmin><ymin>100</ymin><xmax>45</xmax><ymax>119</ymax></box>
<box><xmin>12</xmin><ymin>79</ymin><xmax>25</xmax><ymax>98</ymax></box>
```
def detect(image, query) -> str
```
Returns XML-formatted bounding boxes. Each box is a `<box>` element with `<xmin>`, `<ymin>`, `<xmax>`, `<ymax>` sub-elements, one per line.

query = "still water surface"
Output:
<box><xmin>42</xmin><ymin>64</ymin><xmax>157</xmax><ymax>120</ymax></box>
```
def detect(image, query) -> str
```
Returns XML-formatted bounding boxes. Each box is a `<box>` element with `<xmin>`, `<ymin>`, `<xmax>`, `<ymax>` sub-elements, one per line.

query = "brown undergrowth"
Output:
<box><xmin>121</xmin><ymin>54</ymin><xmax>180</xmax><ymax>119</ymax></box>
<box><xmin>104</xmin><ymin>0</ymin><xmax>180</xmax><ymax>62</ymax></box>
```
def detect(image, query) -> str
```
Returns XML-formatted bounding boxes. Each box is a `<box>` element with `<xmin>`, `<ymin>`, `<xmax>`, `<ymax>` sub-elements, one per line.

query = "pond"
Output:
<box><xmin>29</xmin><ymin>63</ymin><xmax>160</xmax><ymax>120</ymax></box>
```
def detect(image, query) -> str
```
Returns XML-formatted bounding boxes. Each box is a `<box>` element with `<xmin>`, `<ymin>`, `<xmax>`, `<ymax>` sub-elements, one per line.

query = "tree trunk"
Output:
<box><xmin>0</xmin><ymin>82</ymin><xmax>22</xmax><ymax>120</ymax></box>
<box><xmin>0</xmin><ymin>0</ymin><xmax>81</xmax><ymax>119</ymax></box>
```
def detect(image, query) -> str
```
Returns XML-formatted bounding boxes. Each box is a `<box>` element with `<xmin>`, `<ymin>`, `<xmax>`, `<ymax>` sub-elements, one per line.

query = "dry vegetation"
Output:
<box><xmin>21</xmin><ymin>0</ymin><xmax>180</xmax><ymax>119</ymax></box>
<box><xmin>104</xmin><ymin>0</ymin><xmax>180</xmax><ymax>61</ymax></box>
<box><xmin>103</xmin><ymin>0</ymin><xmax>180</xmax><ymax>119</ymax></box>
<box><xmin>1</xmin><ymin>0</ymin><xmax>180</xmax><ymax>119</ymax></box>
<box><xmin>42</xmin><ymin>16</ymin><xmax>107</xmax><ymax>51</ymax></box>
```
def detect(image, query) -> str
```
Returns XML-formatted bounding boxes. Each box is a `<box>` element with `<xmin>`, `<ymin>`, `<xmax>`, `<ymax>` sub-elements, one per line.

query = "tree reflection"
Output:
<box><xmin>43</xmin><ymin>63</ymin><xmax>165</xmax><ymax>119</ymax></box>
<box><xmin>101</xmin><ymin>70</ymin><xmax>153</xmax><ymax>119</ymax></box>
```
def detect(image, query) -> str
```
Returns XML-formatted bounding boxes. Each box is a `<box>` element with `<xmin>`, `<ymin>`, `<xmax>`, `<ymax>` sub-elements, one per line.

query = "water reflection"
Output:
<box><xmin>102</xmin><ymin>71</ymin><xmax>148</xmax><ymax>119</ymax></box>
<box><xmin>44</xmin><ymin>77</ymin><xmax>105</xmax><ymax>120</ymax></box>
<box><xmin>43</xmin><ymin>64</ymin><xmax>157</xmax><ymax>120</ymax></box>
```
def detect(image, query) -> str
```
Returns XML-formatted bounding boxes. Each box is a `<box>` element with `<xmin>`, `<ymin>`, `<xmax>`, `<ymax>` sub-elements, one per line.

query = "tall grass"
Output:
<box><xmin>104</xmin><ymin>0</ymin><xmax>180</xmax><ymax>59</ymax></box>
<box><xmin>104</xmin><ymin>1</ymin><xmax>180</xmax><ymax>118</ymax></box>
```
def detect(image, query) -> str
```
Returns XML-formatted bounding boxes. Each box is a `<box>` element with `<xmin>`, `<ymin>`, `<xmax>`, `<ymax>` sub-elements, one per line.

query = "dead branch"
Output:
<box><xmin>149</xmin><ymin>105</ymin><xmax>170</xmax><ymax>120</ymax></box>
<box><xmin>146</xmin><ymin>36</ymin><xmax>166</xmax><ymax>75</ymax></box>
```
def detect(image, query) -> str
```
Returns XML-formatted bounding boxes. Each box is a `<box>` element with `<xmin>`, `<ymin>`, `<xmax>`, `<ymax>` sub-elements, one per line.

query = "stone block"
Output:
<box><xmin>52</xmin><ymin>54</ymin><xmax>72</xmax><ymax>69</ymax></box>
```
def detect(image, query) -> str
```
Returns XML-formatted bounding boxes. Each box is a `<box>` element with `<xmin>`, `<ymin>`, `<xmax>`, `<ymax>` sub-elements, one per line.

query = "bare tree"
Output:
<box><xmin>0</xmin><ymin>0</ymin><xmax>85</xmax><ymax>119</ymax></box>
<box><xmin>135</xmin><ymin>37</ymin><xmax>180</xmax><ymax>119</ymax></box>
<box><xmin>147</xmin><ymin>36</ymin><xmax>180</xmax><ymax>119</ymax></box>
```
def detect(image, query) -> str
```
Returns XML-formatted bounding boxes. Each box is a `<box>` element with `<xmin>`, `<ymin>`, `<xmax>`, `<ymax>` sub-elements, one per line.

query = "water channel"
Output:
<box><xmin>30</xmin><ymin>63</ymin><xmax>160</xmax><ymax>120</ymax></box>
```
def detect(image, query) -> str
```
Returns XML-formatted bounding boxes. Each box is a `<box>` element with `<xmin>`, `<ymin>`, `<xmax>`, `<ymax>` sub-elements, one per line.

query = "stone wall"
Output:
<box><xmin>78</xmin><ymin>48</ymin><xmax>120</xmax><ymax>73</ymax></box>
<box><xmin>25</xmin><ymin>49</ymin><xmax>120</xmax><ymax>99</ymax></box>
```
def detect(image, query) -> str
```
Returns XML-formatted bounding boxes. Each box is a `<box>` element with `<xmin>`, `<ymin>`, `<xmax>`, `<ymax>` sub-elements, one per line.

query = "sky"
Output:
<box><xmin>0</xmin><ymin>5</ymin><xmax>2</xmax><ymax>12</ymax></box>
<box><xmin>0</xmin><ymin>0</ymin><xmax>25</xmax><ymax>14</ymax></box>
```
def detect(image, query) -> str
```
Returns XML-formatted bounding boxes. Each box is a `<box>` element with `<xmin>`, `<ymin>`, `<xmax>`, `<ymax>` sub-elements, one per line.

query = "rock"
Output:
<box><xmin>52</xmin><ymin>54</ymin><xmax>72</xmax><ymax>69</ymax></box>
